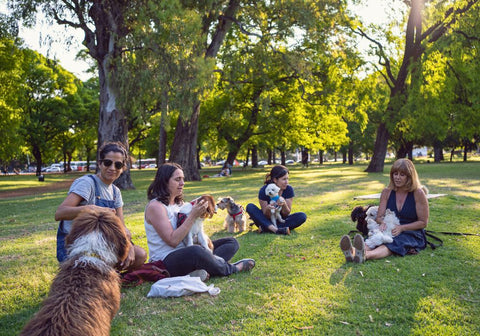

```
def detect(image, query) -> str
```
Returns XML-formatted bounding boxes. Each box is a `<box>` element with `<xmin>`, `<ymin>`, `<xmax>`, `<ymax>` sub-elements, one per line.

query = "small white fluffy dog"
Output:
<box><xmin>364</xmin><ymin>206</ymin><xmax>400</xmax><ymax>249</ymax></box>
<box><xmin>265</xmin><ymin>183</ymin><xmax>285</xmax><ymax>228</ymax></box>
<box><xmin>216</xmin><ymin>196</ymin><xmax>247</xmax><ymax>233</ymax></box>
<box><xmin>178</xmin><ymin>195</ymin><xmax>216</xmax><ymax>252</ymax></box>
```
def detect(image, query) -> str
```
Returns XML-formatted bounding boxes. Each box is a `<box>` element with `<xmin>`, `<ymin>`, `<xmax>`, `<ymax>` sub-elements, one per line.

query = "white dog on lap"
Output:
<box><xmin>364</xmin><ymin>206</ymin><xmax>399</xmax><ymax>249</ymax></box>
<box><xmin>265</xmin><ymin>183</ymin><xmax>285</xmax><ymax>228</ymax></box>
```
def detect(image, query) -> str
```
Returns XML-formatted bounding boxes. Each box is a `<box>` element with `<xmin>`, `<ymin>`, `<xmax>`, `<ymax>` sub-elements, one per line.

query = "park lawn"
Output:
<box><xmin>0</xmin><ymin>162</ymin><xmax>479</xmax><ymax>335</ymax></box>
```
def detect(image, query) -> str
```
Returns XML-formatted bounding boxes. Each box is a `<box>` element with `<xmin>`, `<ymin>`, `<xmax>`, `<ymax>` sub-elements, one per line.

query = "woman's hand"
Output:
<box><xmin>190</xmin><ymin>199</ymin><xmax>208</xmax><ymax>218</ymax></box>
<box><xmin>121</xmin><ymin>245</ymin><xmax>135</xmax><ymax>270</ymax></box>
<box><xmin>391</xmin><ymin>225</ymin><xmax>403</xmax><ymax>237</ymax></box>
<box><xmin>91</xmin><ymin>204</ymin><xmax>116</xmax><ymax>214</ymax></box>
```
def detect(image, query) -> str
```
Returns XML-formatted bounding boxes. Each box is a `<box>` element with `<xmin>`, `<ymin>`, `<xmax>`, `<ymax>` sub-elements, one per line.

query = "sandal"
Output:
<box><xmin>275</xmin><ymin>227</ymin><xmax>290</xmax><ymax>235</ymax></box>
<box><xmin>353</xmin><ymin>234</ymin><xmax>366</xmax><ymax>263</ymax></box>
<box><xmin>233</xmin><ymin>258</ymin><xmax>256</xmax><ymax>272</ymax></box>
<box><xmin>340</xmin><ymin>235</ymin><xmax>354</xmax><ymax>262</ymax></box>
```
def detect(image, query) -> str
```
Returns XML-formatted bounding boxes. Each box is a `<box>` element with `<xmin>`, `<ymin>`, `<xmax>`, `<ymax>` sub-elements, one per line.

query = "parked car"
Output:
<box><xmin>146</xmin><ymin>164</ymin><xmax>157</xmax><ymax>169</ymax></box>
<box><xmin>45</xmin><ymin>166</ymin><xmax>61</xmax><ymax>172</ymax></box>
<box><xmin>257</xmin><ymin>160</ymin><xmax>268</xmax><ymax>165</ymax></box>
<box><xmin>285</xmin><ymin>159</ymin><xmax>295</xmax><ymax>165</ymax></box>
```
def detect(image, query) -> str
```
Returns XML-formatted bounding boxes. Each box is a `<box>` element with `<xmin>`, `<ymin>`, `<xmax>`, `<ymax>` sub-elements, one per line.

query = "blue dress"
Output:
<box><xmin>384</xmin><ymin>190</ymin><xmax>427</xmax><ymax>256</ymax></box>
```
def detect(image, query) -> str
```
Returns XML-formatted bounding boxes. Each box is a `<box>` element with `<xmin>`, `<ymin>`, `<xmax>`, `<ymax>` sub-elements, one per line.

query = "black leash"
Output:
<box><xmin>425</xmin><ymin>230</ymin><xmax>480</xmax><ymax>237</ymax></box>
<box><xmin>425</xmin><ymin>230</ymin><xmax>480</xmax><ymax>249</ymax></box>
<box><xmin>347</xmin><ymin>229</ymin><xmax>479</xmax><ymax>250</ymax></box>
<box><xmin>425</xmin><ymin>231</ymin><xmax>443</xmax><ymax>249</ymax></box>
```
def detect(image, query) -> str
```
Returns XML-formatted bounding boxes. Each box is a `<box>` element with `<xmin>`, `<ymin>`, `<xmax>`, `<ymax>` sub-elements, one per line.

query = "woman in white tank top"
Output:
<box><xmin>144</xmin><ymin>163</ymin><xmax>255</xmax><ymax>278</ymax></box>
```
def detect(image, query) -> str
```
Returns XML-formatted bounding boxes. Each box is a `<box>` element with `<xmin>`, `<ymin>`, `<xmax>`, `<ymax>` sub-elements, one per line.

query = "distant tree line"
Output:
<box><xmin>1</xmin><ymin>1</ymin><xmax>479</xmax><ymax>184</ymax></box>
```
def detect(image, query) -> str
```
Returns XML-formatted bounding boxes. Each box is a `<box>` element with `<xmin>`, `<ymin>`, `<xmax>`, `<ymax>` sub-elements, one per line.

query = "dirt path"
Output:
<box><xmin>0</xmin><ymin>179</ymin><xmax>75</xmax><ymax>199</ymax></box>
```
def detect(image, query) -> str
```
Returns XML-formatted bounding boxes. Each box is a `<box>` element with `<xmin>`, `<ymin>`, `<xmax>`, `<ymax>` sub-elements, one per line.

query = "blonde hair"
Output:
<box><xmin>388</xmin><ymin>158</ymin><xmax>421</xmax><ymax>192</ymax></box>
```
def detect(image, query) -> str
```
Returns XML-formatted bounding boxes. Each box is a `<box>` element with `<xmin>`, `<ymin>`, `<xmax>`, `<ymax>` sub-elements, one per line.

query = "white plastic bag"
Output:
<box><xmin>147</xmin><ymin>275</ymin><xmax>221</xmax><ymax>298</ymax></box>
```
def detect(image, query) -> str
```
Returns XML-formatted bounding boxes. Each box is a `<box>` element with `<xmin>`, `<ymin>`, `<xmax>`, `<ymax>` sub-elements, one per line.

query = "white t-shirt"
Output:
<box><xmin>144</xmin><ymin>200</ymin><xmax>185</xmax><ymax>262</ymax></box>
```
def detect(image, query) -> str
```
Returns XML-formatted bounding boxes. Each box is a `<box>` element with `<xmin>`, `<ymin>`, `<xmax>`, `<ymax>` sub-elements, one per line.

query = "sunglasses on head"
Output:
<box><xmin>101</xmin><ymin>159</ymin><xmax>125</xmax><ymax>169</ymax></box>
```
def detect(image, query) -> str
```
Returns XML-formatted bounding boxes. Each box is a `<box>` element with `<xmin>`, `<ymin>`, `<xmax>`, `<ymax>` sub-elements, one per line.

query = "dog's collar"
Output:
<box><xmin>231</xmin><ymin>206</ymin><xmax>243</xmax><ymax>220</ymax></box>
<box><xmin>271</xmin><ymin>195</ymin><xmax>280</xmax><ymax>202</ymax></box>
<box><xmin>82</xmin><ymin>252</ymin><xmax>104</xmax><ymax>261</ymax></box>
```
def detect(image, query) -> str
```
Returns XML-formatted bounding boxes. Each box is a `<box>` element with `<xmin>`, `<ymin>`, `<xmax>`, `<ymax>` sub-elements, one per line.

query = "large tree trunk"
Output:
<box><xmin>365</xmin><ymin>122</ymin><xmax>390</xmax><ymax>172</ymax></box>
<box><xmin>365</xmin><ymin>0</ymin><xmax>423</xmax><ymax>172</ymax></box>
<box><xmin>33</xmin><ymin>144</ymin><xmax>42</xmax><ymax>176</ymax></box>
<box><xmin>86</xmin><ymin>1</ymin><xmax>134</xmax><ymax>189</ymax></box>
<box><xmin>251</xmin><ymin>146</ymin><xmax>259</xmax><ymax>167</ymax></box>
<box><xmin>348</xmin><ymin>143</ymin><xmax>353</xmax><ymax>165</ymax></box>
<box><xmin>170</xmin><ymin>102</ymin><xmax>201</xmax><ymax>180</ymax></box>
<box><xmin>433</xmin><ymin>141</ymin><xmax>443</xmax><ymax>162</ymax></box>
<box><xmin>97</xmin><ymin>60</ymin><xmax>134</xmax><ymax>189</ymax></box>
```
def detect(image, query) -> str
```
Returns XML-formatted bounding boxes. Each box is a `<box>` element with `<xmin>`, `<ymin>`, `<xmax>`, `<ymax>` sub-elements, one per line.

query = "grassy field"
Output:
<box><xmin>1</xmin><ymin>161</ymin><xmax>479</xmax><ymax>335</ymax></box>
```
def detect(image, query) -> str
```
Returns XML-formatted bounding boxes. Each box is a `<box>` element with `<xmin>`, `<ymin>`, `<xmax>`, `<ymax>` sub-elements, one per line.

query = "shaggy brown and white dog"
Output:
<box><xmin>216</xmin><ymin>196</ymin><xmax>247</xmax><ymax>233</ymax></box>
<box><xmin>178</xmin><ymin>195</ymin><xmax>216</xmax><ymax>252</ymax></box>
<box><xmin>20</xmin><ymin>208</ymin><xmax>131</xmax><ymax>336</ymax></box>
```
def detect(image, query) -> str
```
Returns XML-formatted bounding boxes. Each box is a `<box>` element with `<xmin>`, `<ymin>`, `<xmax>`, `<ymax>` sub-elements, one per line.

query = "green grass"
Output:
<box><xmin>1</xmin><ymin>162</ymin><xmax>479</xmax><ymax>335</ymax></box>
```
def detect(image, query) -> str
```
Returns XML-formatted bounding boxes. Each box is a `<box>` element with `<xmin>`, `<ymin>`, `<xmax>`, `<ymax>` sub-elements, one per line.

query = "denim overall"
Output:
<box><xmin>56</xmin><ymin>175</ymin><xmax>118</xmax><ymax>262</ymax></box>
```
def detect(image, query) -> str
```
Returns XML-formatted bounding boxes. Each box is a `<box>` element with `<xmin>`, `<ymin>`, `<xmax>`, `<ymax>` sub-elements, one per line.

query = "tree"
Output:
<box><xmin>18</xmin><ymin>49</ymin><xmax>78</xmax><ymax>175</ymax></box>
<box><xmin>197</xmin><ymin>0</ymin><xmax>356</xmax><ymax>171</ymax></box>
<box><xmin>166</xmin><ymin>0</ymin><xmax>241</xmax><ymax>181</ymax></box>
<box><xmin>9</xmin><ymin>0</ymin><xmax>141</xmax><ymax>188</ymax></box>
<box><xmin>0</xmin><ymin>37</ymin><xmax>23</xmax><ymax>171</ymax></box>
<box><xmin>359</xmin><ymin>0</ymin><xmax>480</xmax><ymax>172</ymax></box>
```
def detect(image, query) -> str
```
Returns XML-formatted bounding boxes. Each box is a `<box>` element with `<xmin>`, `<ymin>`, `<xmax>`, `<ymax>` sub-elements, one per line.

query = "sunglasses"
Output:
<box><xmin>101</xmin><ymin>159</ymin><xmax>125</xmax><ymax>169</ymax></box>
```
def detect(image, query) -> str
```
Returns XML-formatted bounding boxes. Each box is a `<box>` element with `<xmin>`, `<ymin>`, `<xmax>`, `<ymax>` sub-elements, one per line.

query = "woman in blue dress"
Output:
<box><xmin>246</xmin><ymin>165</ymin><xmax>307</xmax><ymax>235</ymax></box>
<box><xmin>340</xmin><ymin>158</ymin><xmax>429</xmax><ymax>263</ymax></box>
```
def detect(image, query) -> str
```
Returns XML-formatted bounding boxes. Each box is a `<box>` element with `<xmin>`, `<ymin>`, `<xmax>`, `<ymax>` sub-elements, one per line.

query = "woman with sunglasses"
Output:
<box><xmin>55</xmin><ymin>142</ymin><xmax>147</xmax><ymax>270</ymax></box>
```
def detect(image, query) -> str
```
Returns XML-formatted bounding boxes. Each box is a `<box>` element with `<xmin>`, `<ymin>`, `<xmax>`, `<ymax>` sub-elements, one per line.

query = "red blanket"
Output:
<box><xmin>121</xmin><ymin>260</ymin><xmax>170</xmax><ymax>287</ymax></box>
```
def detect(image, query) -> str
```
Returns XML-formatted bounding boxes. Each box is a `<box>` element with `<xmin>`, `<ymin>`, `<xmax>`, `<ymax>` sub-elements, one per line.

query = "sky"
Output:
<box><xmin>20</xmin><ymin>22</ymin><xmax>92</xmax><ymax>81</ymax></box>
<box><xmin>0</xmin><ymin>1</ymin><xmax>91</xmax><ymax>81</ymax></box>
<box><xmin>2</xmin><ymin>0</ymin><xmax>403</xmax><ymax>82</ymax></box>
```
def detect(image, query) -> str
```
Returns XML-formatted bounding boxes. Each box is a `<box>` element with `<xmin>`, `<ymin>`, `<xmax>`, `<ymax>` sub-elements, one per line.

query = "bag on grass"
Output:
<box><xmin>147</xmin><ymin>275</ymin><xmax>220</xmax><ymax>298</ymax></box>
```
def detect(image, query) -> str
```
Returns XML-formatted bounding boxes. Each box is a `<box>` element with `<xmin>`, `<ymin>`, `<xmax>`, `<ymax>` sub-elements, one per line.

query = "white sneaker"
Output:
<box><xmin>188</xmin><ymin>269</ymin><xmax>210</xmax><ymax>282</ymax></box>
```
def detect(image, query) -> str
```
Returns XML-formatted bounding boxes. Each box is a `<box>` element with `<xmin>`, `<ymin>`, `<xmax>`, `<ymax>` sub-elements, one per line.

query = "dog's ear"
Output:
<box><xmin>350</xmin><ymin>206</ymin><xmax>367</xmax><ymax>222</ymax></box>
<box><xmin>201</xmin><ymin>194</ymin><xmax>216</xmax><ymax>217</ymax></box>
<box><xmin>351</xmin><ymin>205</ymin><xmax>371</xmax><ymax>236</ymax></box>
